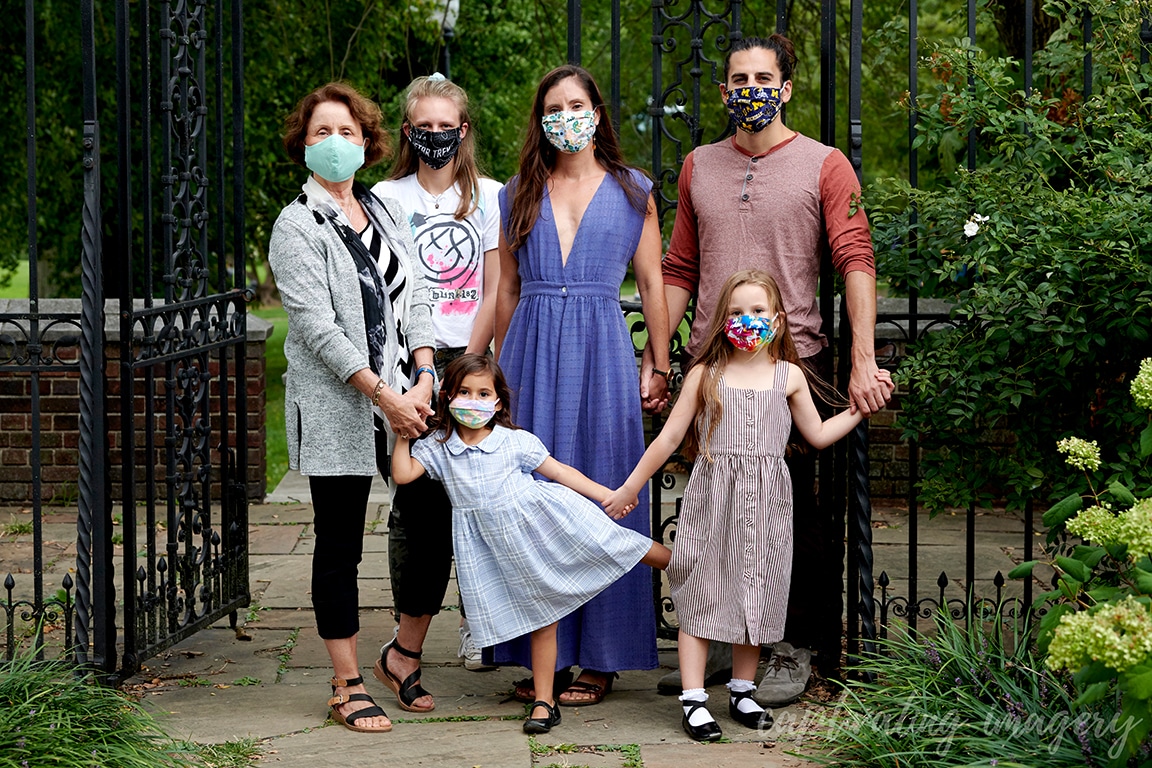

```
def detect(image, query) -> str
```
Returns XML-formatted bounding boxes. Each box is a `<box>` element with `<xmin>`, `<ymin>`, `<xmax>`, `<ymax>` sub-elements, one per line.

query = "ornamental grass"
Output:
<box><xmin>0</xmin><ymin>652</ymin><xmax>193</xmax><ymax>768</ymax></box>
<box><xmin>800</xmin><ymin>613</ymin><xmax>1146</xmax><ymax>768</ymax></box>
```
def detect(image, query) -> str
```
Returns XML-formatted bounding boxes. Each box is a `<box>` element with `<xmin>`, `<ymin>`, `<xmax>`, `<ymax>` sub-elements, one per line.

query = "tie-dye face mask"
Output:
<box><xmin>541</xmin><ymin>110</ymin><xmax>597</xmax><ymax>153</ymax></box>
<box><xmin>724</xmin><ymin>313</ymin><xmax>779</xmax><ymax>352</ymax></box>
<box><xmin>449</xmin><ymin>397</ymin><xmax>498</xmax><ymax>429</ymax></box>
<box><xmin>725</xmin><ymin>86</ymin><xmax>784</xmax><ymax>133</ymax></box>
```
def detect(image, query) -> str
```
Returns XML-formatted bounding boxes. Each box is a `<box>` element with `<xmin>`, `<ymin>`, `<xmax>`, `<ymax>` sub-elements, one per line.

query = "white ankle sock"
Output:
<box><xmin>679</xmin><ymin>689</ymin><xmax>715</xmax><ymax>726</ymax></box>
<box><xmin>727</xmin><ymin>678</ymin><xmax>764</xmax><ymax>714</ymax></box>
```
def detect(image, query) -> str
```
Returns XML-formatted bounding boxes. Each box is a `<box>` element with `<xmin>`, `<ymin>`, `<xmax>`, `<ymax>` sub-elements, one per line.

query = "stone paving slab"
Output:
<box><xmin>254</xmin><ymin>719</ymin><xmax>536</xmax><ymax>768</ymax></box>
<box><xmin>250</xmin><ymin>524</ymin><xmax>309</xmax><ymax>555</ymax></box>
<box><xmin>641</xmin><ymin>741</ymin><xmax>817</xmax><ymax>767</ymax></box>
<box><xmin>20</xmin><ymin>491</ymin><xmax>1042</xmax><ymax>767</ymax></box>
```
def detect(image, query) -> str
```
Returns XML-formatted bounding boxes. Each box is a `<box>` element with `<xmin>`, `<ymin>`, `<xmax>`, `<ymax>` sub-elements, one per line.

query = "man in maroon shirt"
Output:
<box><xmin>645</xmin><ymin>33</ymin><xmax>891</xmax><ymax>706</ymax></box>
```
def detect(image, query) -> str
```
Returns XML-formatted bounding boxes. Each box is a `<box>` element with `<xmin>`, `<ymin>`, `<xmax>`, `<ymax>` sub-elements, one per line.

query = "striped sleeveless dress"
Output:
<box><xmin>668</xmin><ymin>362</ymin><xmax>794</xmax><ymax>645</ymax></box>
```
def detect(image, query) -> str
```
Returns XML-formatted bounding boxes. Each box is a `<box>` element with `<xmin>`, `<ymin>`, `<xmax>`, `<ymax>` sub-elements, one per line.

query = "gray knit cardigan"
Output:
<box><xmin>268</xmin><ymin>191</ymin><xmax>433</xmax><ymax>477</ymax></box>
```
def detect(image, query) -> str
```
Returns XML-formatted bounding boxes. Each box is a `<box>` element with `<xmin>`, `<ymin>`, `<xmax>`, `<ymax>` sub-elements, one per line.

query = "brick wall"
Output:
<box><xmin>0</xmin><ymin>299</ymin><xmax>270</xmax><ymax>503</ymax></box>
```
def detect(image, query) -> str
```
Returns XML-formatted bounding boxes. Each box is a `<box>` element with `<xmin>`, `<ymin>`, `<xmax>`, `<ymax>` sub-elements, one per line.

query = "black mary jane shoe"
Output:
<box><xmin>682</xmin><ymin>700</ymin><xmax>723</xmax><ymax>742</ymax></box>
<box><xmin>523</xmin><ymin>700</ymin><xmax>562</xmax><ymax>734</ymax></box>
<box><xmin>729</xmin><ymin>689</ymin><xmax>774</xmax><ymax>730</ymax></box>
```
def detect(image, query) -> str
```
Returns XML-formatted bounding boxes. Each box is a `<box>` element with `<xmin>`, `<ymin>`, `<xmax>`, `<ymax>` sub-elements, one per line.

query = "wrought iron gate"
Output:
<box><xmin>568</xmin><ymin>0</ymin><xmax>1149</xmax><ymax>662</ymax></box>
<box><xmin>5</xmin><ymin>0</ymin><xmax>249</xmax><ymax>679</ymax></box>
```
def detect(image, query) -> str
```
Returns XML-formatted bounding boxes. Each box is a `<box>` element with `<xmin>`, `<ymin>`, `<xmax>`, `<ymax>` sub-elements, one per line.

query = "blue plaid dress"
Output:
<box><xmin>410</xmin><ymin>425</ymin><xmax>653</xmax><ymax>648</ymax></box>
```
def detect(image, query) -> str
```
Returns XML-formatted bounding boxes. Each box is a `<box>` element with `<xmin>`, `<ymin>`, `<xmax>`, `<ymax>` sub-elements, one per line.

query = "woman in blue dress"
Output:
<box><xmin>493</xmin><ymin>64</ymin><xmax>671</xmax><ymax>705</ymax></box>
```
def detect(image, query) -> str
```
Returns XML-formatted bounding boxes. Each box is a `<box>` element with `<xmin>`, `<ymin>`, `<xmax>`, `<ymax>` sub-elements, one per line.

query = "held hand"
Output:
<box><xmin>602</xmin><ymin>486</ymin><xmax>640</xmax><ymax>519</ymax></box>
<box><xmin>850</xmin><ymin>369</ymin><xmax>895</xmax><ymax>418</ymax></box>
<box><xmin>639</xmin><ymin>345</ymin><xmax>670</xmax><ymax>414</ymax></box>
<box><xmin>848</xmin><ymin>359</ymin><xmax>893</xmax><ymax>417</ymax></box>
<box><xmin>382</xmin><ymin>388</ymin><xmax>434</xmax><ymax>439</ymax></box>
<box><xmin>643</xmin><ymin>372</ymin><xmax>669</xmax><ymax>414</ymax></box>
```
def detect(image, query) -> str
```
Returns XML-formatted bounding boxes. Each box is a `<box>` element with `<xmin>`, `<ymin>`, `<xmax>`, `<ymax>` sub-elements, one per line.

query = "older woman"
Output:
<box><xmin>494</xmin><ymin>64</ymin><xmax>671</xmax><ymax>707</ymax></box>
<box><xmin>269</xmin><ymin>82</ymin><xmax>436</xmax><ymax>734</ymax></box>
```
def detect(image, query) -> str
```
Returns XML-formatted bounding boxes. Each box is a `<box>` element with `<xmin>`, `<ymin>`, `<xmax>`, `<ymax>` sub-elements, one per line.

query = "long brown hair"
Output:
<box><xmin>389</xmin><ymin>75</ymin><xmax>484</xmax><ymax>221</ymax></box>
<box><xmin>505</xmin><ymin>65</ymin><xmax>649</xmax><ymax>252</ymax></box>
<box><xmin>431</xmin><ymin>354</ymin><xmax>520</xmax><ymax>443</ymax></box>
<box><xmin>682</xmin><ymin>270</ymin><xmax>802</xmax><ymax>461</ymax></box>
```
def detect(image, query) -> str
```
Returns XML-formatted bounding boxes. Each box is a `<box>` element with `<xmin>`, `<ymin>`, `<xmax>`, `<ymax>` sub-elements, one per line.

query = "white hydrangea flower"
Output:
<box><xmin>1114</xmin><ymin>498</ymin><xmax>1152</xmax><ymax>560</ymax></box>
<box><xmin>1057</xmin><ymin>437</ymin><xmax>1102</xmax><ymax>472</ymax></box>
<box><xmin>1132</xmin><ymin>358</ymin><xmax>1152</xmax><ymax>411</ymax></box>
<box><xmin>1046</xmin><ymin>596</ymin><xmax>1152</xmax><ymax>673</ymax></box>
<box><xmin>1066</xmin><ymin>503</ymin><xmax>1119</xmax><ymax>545</ymax></box>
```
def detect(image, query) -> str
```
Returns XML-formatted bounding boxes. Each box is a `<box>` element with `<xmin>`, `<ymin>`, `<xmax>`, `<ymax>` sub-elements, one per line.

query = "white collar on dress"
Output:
<box><xmin>444</xmin><ymin>424</ymin><xmax>510</xmax><ymax>455</ymax></box>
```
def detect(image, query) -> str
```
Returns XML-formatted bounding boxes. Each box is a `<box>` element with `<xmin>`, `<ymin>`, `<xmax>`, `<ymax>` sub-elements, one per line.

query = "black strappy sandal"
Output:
<box><xmin>522</xmin><ymin>699</ymin><xmax>562</xmax><ymax>734</ymax></box>
<box><xmin>328</xmin><ymin>675</ymin><xmax>391</xmax><ymax>733</ymax></box>
<box><xmin>373</xmin><ymin>637</ymin><xmax>435</xmax><ymax>713</ymax></box>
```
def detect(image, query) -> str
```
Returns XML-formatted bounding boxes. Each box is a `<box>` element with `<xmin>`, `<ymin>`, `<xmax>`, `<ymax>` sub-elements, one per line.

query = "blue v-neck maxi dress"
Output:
<box><xmin>492</xmin><ymin>169</ymin><xmax>658</xmax><ymax>673</ymax></box>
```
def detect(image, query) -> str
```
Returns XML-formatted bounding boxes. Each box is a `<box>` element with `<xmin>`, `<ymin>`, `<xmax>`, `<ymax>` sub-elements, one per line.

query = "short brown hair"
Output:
<box><xmin>282</xmin><ymin>82</ymin><xmax>391</xmax><ymax>168</ymax></box>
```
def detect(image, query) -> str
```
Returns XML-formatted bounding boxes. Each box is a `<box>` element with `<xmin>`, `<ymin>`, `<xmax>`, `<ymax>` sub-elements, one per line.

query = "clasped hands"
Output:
<box><xmin>602</xmin><ymin>485</ymin><xmax>640</xmax><ymax>520</ymax></box>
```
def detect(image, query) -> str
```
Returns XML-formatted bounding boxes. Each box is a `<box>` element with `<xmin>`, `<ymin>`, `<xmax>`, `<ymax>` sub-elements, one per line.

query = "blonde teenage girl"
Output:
<box><xmin>369</xmin><ymin>73</ymin><xmax>504</xmax><ymax>709</ymax></box>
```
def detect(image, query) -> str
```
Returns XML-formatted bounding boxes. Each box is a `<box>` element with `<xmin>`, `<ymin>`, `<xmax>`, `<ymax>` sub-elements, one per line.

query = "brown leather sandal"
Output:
<box><xmin>328</xmin><ymin>675</ymin><xmax>392</xmax><ymax>733</ymax></box>
<box><xmin>511</xmin><ymin>668</ymin><xmax>574</xmax><ymax>703</ymax></box>
<box><xmin>558</xmin><ymin>671</ymin><xmax>618</xmax><ymax>706</ymax></box>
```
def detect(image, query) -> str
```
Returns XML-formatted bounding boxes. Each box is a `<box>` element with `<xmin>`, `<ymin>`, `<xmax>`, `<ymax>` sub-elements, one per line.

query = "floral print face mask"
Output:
<box><xmin>541</xmin><ymin>110</ymin><xmax>597</xmax><ymax>154</ymax></box>
<box><xmin>724</xmin><ymin>313</ymin><xmax>779</xmax><ymax>352</ymax></box>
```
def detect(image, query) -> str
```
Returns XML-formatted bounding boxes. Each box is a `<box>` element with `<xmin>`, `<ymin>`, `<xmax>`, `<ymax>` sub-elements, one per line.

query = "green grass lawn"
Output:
<box><xmin>253</xmin><ymin>306</ymin><xmax>288</xmax><ymax>491</ymax></box>
<box><xmin>0</xmin><ymin>261</ymin><xmax>30</xmax><ymax>299</ymax></box>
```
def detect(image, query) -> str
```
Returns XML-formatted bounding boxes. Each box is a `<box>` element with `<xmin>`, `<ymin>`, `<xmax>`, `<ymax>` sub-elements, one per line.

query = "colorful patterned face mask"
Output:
<box><xmin>725</xmin><ymin>86</ymin><xmax>784</xmax><ymax>134</ymax></box>
<box><xmin>541</xmin><ymin>110</ymin><xmax>597</xmax><ymax>153</ymax></box>
<box><xmin>724</xmin><ymin>313</ymin><xmax>779</xmax><ymax>352</ymax></box>
<box><xmin>449</xmin><ymin>397</ymin><xmax>498</xmax><ymax>429</ymax></box>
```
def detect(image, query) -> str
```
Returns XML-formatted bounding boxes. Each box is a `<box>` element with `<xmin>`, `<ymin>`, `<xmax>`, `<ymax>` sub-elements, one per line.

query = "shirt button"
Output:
<box><xmin>560</xmin><ymin>286</ymin><xmax>567</xmax><ymax>295</ymax></box>
<box><xmin>746</xmin><ymin>174</ymin><xmax>753</xmax><ymax>181</ymax></box>
<box><xmin>751</xmin><ymin>156</ymin><xmax>759</xmax><ymax>163</ymax></box>
<box><xmin>741</xmin><ymin>193</ymin><xmax>749</xmax><ymax>201</ymax></box>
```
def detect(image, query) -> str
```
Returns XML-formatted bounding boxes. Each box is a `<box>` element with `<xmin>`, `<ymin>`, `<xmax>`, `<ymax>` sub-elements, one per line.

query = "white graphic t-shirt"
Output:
<box><xmin>373</xmin><ymin>175</ymin><xmax>503</xmax><ymax>349</ymax></box>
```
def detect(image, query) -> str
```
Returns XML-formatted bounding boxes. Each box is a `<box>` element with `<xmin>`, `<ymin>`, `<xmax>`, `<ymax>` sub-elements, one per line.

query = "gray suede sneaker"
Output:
<box><xmin>656</xmin><ymin>641</ymin><xmax>733</xmax><ymax>695</ymax></box>
<box><xmin>753</xmin><ymin>642</ymin><xmax>811</xmax><ymax>707</ymax></box>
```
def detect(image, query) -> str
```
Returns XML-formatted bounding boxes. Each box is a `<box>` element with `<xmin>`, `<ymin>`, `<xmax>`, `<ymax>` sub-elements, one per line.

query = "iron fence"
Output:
<box><xmin>4</xmin><ymin>0</ymin><xmax>249</xmax><ymax>680</ymax></box>
<box><xmin>568</xmin><ymin>0</ymin><xmax>1150</xmax><ymax>659</ymax></box>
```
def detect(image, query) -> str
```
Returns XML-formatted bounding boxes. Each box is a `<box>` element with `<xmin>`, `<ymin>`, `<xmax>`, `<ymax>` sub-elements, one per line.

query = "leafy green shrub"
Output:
<box><xmin>0</xmin><ymin>653</ymin><xmax>191</xmax><ymax>768</ymax></box>
<box><xmin>1010</xmin><ymin>358</ymin><xmax>1152</xmax><ymax>763</ymax></box>
<box><xmin>868</xmin><ymin>0</ymin><xmax>1152</xmax><ymax>511</ymax></box>
<box><xmin>801</xmin><ymin>614</ymin><xmax>1139</xmax><ymax>767</ymax></box>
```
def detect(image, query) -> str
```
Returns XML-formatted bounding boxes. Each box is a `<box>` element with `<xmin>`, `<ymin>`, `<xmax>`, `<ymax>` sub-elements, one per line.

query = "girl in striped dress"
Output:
<box><xmin>391</xmin><ymin>354</ymin><xmax>671</xmax><ymax>735</ymax></box>
<box><xmin>604</xmin><ymin>270</ymin><xmax>892</xmax><ymax>741</ymax></box>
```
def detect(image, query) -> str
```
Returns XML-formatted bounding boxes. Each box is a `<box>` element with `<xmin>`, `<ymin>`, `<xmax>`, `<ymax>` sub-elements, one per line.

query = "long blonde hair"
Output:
<box><xmin>389</xmin><ymin>75</ymin><xmax>483</xmax><ymax>221</ymax></box>
<box><xmin>682</xmin><ymin>270</ymin><xmax>802</xmax><ymax>461</ymax></box>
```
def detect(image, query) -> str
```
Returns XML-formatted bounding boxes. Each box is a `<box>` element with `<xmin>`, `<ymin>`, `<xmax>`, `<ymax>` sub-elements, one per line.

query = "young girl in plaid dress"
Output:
<box><xmin>391</xmin><ymin>353</ymin><xmax>670</xmax><ymax>734</ymax></box>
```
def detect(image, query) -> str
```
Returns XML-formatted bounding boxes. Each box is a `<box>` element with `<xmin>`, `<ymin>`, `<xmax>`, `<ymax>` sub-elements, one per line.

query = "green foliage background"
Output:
<box><xmin>4</xmin><ymin>0</ymin><xmax>979</xmax><ymax>299</ymax></box>
<box><xmin>868</xmin><ymin>0</ymin><xmax>1152</xmax><ymax>511</ymax></box>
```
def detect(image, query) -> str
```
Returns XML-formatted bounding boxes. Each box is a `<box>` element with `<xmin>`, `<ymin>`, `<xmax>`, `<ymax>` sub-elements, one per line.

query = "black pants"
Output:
<box><xmin>375</xmin><ymin>425</ymin><xmax>455</xmax><ymax>619</ymax></box>
<box><xmin>782</xmin><ymin>349</ymin><xmax>844</xmax><ymax>668</ymax></box>
<box><xmin>309</xmin><ymin>474</ymin><xmax>373</xmax><ymax>640</ymax></box>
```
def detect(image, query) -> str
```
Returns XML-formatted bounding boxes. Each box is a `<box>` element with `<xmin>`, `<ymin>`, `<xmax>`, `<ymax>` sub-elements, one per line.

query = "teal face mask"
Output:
<box><xmin>304</xmin><ymin>134</ymin><xmax>365</xmax><ymax>183</ymax></box>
